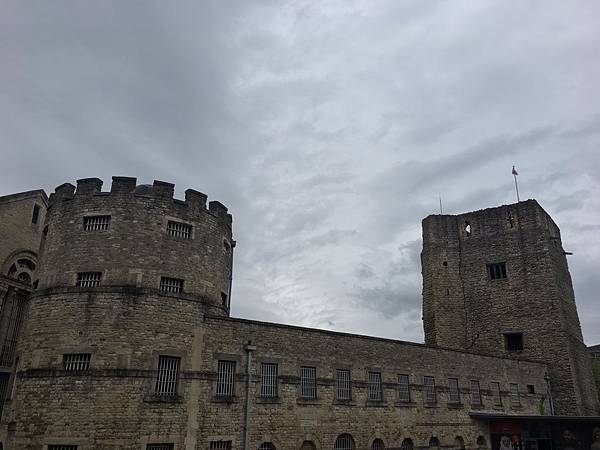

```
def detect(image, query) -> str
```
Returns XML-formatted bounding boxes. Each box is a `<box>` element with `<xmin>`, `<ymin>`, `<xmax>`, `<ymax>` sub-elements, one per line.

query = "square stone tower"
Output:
<box><xmin>421</xmin><ymin>199</ymin><xmax>599</xmax><ymax>415</ymax></box>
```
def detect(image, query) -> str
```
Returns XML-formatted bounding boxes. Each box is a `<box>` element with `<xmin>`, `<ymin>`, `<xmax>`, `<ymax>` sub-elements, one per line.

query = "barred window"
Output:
<box><xmin>491</xmin><ymin>381</ymin><xmax>502</xmax><ymax>406</ymax></box>
<box><xmin>372</xmin><ymin>439</ymin><xmax>385</xmax><ymax>450</ymax></box>
<box><xmin>471</xmin><ymin>380</ymin><xmax>482</xmax><ymax>405</ymax></box>
<box><xmin>260</xmin><ymin>363</ymin><xmax>278</xmax><ymax>398</ymax></box>
<box><xmin>300</xmin><ymin>366</ymin><xmax>316</xmax><ymax>399</ymax></box>
<box><xmin>83</xmin><ymin>215</ymin><xmax>111</xmax><ymax>231</ymax></box>
<box><xmin>368</xmin><ymin>371</ymin><xmax>382</xmax><ymax>401</ymax></box>
<box><xmin>209</xmin><ymin>442</ymin><xmax>232</xmax><ymax>450</ymax></box>
<box><xmin>448</xmin><ymin>377</ymin><xmax>461</xmax><ymax>403</ymax></box>
<box><xmin>259</xmin><ymin>443</ymin><xmax>276</xmax><ymax>450</ymax></box>
<box><xmin>48</xmin><ymin>446</ymin><xmax>78</xmax><ymax>450</ymax></box>
<box><xmin>160</xmin><ymin>277</ymin><xmax>184</xmax><ymax>293</ymax></box>
<box><xmin>167</xmin><ymin>221</ymin><xmax>192</xmax><ymax>239</ymax></box>
<box><xmin>146</xmin><ymin>445</ymin><xmax>174</xmax><ymax>450</ymax></box>
<box><xmin>488</xmin><ymin>262</ymin><xmax>507</xmax><ymax>280</ymax></box>
<box><xmin>63</xmin><ymin>353</ymin><xmax>91</xmax><ymax>371</ymax></box>
<box><xmin>509</xmin><ymin>383</ymin><xmax>520</xmax><ymax>406</ymax></box>
<box><xmin>154</xmin><ymin>355</ymin><xmax>180</xmax><ymax>396</ymax></box>
<box><xmin>398</xmin><ymin>374</ymin><xmax>410</xmax><ymax>402</ymax></box>
<box><xmin>336</xmin><ymin>369</ymin><xmax>351</xmax><ymax>400</ymax></box>
<box><xmin>423</xmin><ymin>376</ymin><xmax>436</xmax><ymax>404</ymax></box>
<box><xmin>0</xmin><ymin>295</ymin><xmax>27</xmax><ymax>367</ymax></box>
<box><xmin>334</xmin><ymin>434</ymin><xmax>355</xmax><ymax>450</ymax></box>
<box><xmin>216</xmin><ymin>360</ymin><xmax>235</xmax><ymax>397</ymax></box>
<box><xmin>76</xmin><ymin>272</ymin><xmax>102</xmax><ymax>287</ymax></box>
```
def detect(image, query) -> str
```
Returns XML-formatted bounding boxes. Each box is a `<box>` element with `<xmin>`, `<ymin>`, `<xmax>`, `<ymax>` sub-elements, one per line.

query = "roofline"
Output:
<box><xmin>0</xmin><ymin>189</ymin><xmax>48</xmax><ymax>206</ymax></box>
<box><xmin>205</xmin><ymin>315</ymin><xmax>547</xmax><ymax>365</ymax></box>
<box><xmin>423</xmin><ymin>199</ymin><xmax>542</xmax><ymax>221</ymax></box>
<box><xmin>470</xmin><ymin>412</ymin><xmax>600</xmax><ymax>423</ymax></box>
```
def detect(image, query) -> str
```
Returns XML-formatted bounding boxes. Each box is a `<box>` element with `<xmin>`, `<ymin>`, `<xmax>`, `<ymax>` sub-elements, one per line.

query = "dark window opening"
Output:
<box><xmin>223</xmin><ymin>240</ymin><xmax>231</xmax><ymax>252</ymax></box>
<box><xmin>527</xmin><ymin>384</ymin><xmax>535</xmax><ymax>394</ymax></box>
<box><xmin>446</xmin><ymin>288</ymin><xmax>450</xmax><ymax>296</ymax></box>
<box><xmin>443</xmin><ymin>261</ymin><xmax>448</xmax><ymax>266</ymax></box>
<box><xmin>221</xmin><ymin>292</ymin><xmax>228</xmax><ymax>307</ymax></box>
<box><xmin>31</xmin><ymin>204</ymin><xmax>40</xmax><ymax>224</ymax></box>
<box><xmin>464</xmin><ymin>222</ymin><xmax>471</xmax><ymax>236</ymax></box>
<box><xmin>488</xmin><ymin>262</ymin><xmax>507</xmax><ymax>280</ymax></box>
<box><xmin>504</xmin><ymin>333</ymin><xmax>523</xmax><ymax>352</ymax></box>
<box><xmin>507</xmin><ymin>212</ymin><xmax>515</xmax><ymax>228</ymax></box>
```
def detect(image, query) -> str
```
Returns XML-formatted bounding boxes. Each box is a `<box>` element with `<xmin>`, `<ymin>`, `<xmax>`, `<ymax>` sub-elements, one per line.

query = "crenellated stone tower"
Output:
<box><xmin>421</xmin><ymin>199</ymin><xmax>599</xmax><ymax>416</ymax></box>
<box><xmin>8</xmin><ymin>177</ymin><xmax>234</xmax><ymax>447</ymax></box>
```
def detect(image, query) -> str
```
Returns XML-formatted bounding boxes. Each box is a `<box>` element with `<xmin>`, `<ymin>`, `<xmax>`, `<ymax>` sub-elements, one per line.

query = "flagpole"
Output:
<box><xmin>512</xmin><ymin>167</ymin><xmax>520</xmax><ymax>202</ymax></box>
<box><xmin>439</xmin><ymin>194</ymin><xmax>443</xmax><ymax>214</ymax></box>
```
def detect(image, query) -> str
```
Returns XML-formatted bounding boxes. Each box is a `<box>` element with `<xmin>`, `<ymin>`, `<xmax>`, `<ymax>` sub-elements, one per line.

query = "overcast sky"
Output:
<box><xmin>2</xmin><ymin>1</ymin><xmax>599</xmax><ymax>345</ymax></box>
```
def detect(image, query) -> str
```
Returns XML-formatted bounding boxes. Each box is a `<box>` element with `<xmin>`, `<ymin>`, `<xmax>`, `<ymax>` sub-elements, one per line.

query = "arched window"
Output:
<box><xmin>454</xmin><ymin>437</ymin><xmax>465</xmax><ymax>450</ymax></box>
<box><xmin>372</xmin><ymin>439</ymin><xmax>385</xmax><ymax>450</ymax></box>
<box><xmin>300</xmin><ymin>442</ymin><xmax>316</xmax><ymax>450</ymax></box>
<box><xmin>259</xmin><ymin>444</ymin><xmax>275</xmax><ymax>450</ymax></box>
<box><xmin>334</xmin><ymin>434</ymin><xmax>355</xmax><ymax>450</ymax></box>
<box><xmin>477</xmin><ymin>436</ymin><xmax>487</xmax><ymax>450</ymax></box>
<box><xmin>401</xmin><ymin>439</ymin><xmax>414</xmax><ymax>450</ymax></box>
<box><xmin>6</xmin><ymin>256</ymin><xmax>36</xmax><ymax>285</ymax></box>
<box><xmin>429</xmin><ymin>438</ymin><xmax>441</xmax><ymax>450</ymax></box>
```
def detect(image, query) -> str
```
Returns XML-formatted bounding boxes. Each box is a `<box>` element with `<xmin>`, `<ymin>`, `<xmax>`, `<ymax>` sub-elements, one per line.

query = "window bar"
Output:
<box><xmin>336</xmin><ymin>369</ymin><xmax>350</xmax><ymax>400</ymax></box>
<box><xmin>146</xmin><ymin>445</ymin><xmax>174</xmax><ymax>450</ymax></box>
<box><xmin>471</xmin><ymin>380</ymin><xmax>482</xmax><ymax>405</ymax></box>
<box><xmin>83</xmin><ymin>215</ymin><xmax>111</xmax><ymax>231</ymax></box>
<box><xmin>167</xmin><ymin>221</ymin><xmax>192</xmax><ymax>239</ymax></box>
<box><xmin>209</xmin><ymin>442</ymin><xmax>232</xmax><ymax>450</ymax></box>
<box><xmin>260</xmin><ymin>363</ymin><xmax>278</xmax><ymax>398</ymax></box>
<box><xmin>300</xmin><ymin>366</ymin><xmax>316</xmax><ymax>399</ymax></box>
<box><xmin>491</xmin><ymin>381</ymin><xmax>502</xmax><ymax>406</ymax></box>
<box><xmin>160</xmin><ymin>277</ymin><xmax>184</xmax><ymax>293</ymax></box>
<box><xmin>0</xmin><ymin>295</ymin><xmax>26</xmax><ymax>367</ymax></box>
<box><xmin>76</xmin><ymin>272</ymin><xmax>102</xmax><ymax>288</ymax></box>
<box><xmin>448</xmin><ymin>378</ymin><xmax>461</xmax><ymax>403</ymax></box>
<box><xmin>155</xmin><ymin>356</ymin><xmax>180</xmax><ymax>396</ymax></box>
<box><xmin>63</xmin><ymin>353</ymin><xmax>91</xmax><ymax>371</ymax></box>
<box><xmin>216</xmin><ymin>360</ymin><xmax>235</xmax><ymax>397</ymax></box>
<box><xmin>368</xmin><ymin>372</ymin><xmax>382</xmax><ymax>401</ymax></box>
<box><xmin>424</xmin><ymin>376</ymin><xmax>436</xmax><ymax>403</ymax></box>
<box><xmin>398</xmin><ymin>374</ymin><xmax>410</xmax><ymax>402</ymax></box>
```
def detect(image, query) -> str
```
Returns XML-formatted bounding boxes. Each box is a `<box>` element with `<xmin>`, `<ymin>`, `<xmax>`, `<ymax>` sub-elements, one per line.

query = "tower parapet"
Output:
<box><xmin>40</xmin><ymin>176</ymin><xmax>233</xmax><ymax>314</ymax></box>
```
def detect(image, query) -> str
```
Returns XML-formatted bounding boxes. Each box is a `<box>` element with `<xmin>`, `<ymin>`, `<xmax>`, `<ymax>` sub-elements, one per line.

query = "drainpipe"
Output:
<box><xmin>545</xmin><ymin>374</ymin><xmax>555</xmax><ymax>416</ymax></box>
<box><xmin>243</xmin><ymin>341</ymin><xmax>256</xmax><ymax>450</ymax></box>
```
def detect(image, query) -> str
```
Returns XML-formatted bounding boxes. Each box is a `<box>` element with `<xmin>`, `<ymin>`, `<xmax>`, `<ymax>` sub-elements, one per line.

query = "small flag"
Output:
<box><xmin>512</xmin><ymin>165</ymin><xmax>518</xmax><ymax>176</ymax></box>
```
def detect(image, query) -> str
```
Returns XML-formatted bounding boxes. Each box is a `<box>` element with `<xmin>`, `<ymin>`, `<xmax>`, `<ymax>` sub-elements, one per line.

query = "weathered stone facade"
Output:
<box><xmin>0</xmin><ymin>177</ymin><xmax>598</xmax><ymax>450</ymax></box>
<box><xmin>422</xmin><ymin>201</ymin><xmax>599</xmax><ymax>416</ymax></box>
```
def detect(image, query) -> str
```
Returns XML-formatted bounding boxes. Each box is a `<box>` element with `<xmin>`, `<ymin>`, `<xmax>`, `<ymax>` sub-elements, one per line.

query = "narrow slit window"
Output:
<box><xmin>216</xmin><ymin>360</ymin><xmax>235</xmax><ymax>397</ymax></box>
<box><xmin>487</xmin><ymin>262</ymin><xmax>507</xmax><ymax>280</ymax></box>
<box><xmin>32</xmin><ymin>204</ymin><xmax>41</xmax><ymax>224</ymax></box>
<box><xmin>336</xmin><ymin>369</ymin><xmax>351</xmax><ymax>400</ymax></box>
<box><xmin>398</xmin><ymin>374</ymin><xmax>410</xmax><ymax>402</ymax></box>
<box><xmin>423</xmin><ymin>376</ymin><xmax>436</xmax><ymax>404</ymax></box>
<box><xmin>527</xmin><ymin>384</ymin><xmax>536</xmax><ymax>394</ymax></box>
<box><xmin>76</xmin><ymin>272</ymin><xmax>102</xmax><ymax>288</ymax></box>
<box><xmin>448</xmin><ymin>377</ymin><xmax>461</xmax><ymax>403</ymax></box>
<box><xmin>260</xmin><ymin>363</ymin><xmax>278</xmax><ymax>398</ymax></box>
<box><xmin>470</xmin><ymin>380</ymin><xmax>482</xmax><ymax>405</ymax></box>
<box><xmin>300</xmin><ymin>366</ymin><xmax>316</xmax><ymax>400</ymax></box>
<box><xmin>491</xmin><ymin>381</ymin><xmax>502</xmax><ymax>406</ymax></box>
<box><xmin>167</xmin><ymin>221</ymin><xmax>192</xmax><ymax>239</ymax></box>
<box><xmin>63</xmin><ymin>353</ymin><xmax>91</xmax><ymax>371</ymax></box>
<box><xmin>368</xmin><ymin>371</ymin><xmax>382</xmax><ymax>401</ymax></box>
<box><xmin>83</xmin><ymin>215</ymin><xmax>111</xmax><ymax>231</ymax></box>
<box><xmin>509</xmin><ymin>383</ymin><xmax>520</xmax><ymax>406</ymax></box>
<box><xmin>154</xmin><ymin>355</ymin><xmax>180</xmax><ymax>397</ymax></box>
<box><xmin>160</xmin><ymin>277</ymin><xmax>184</xmax><ymax>293</ymax></box>
<box><xmin>48</xmin><ymin>446</ymin><xmax>78</xmax><ymax>450</ymax></box>
<box><xmin>221</xmin><ymin>292</ymin><xmax>228</xmax><ymax>307</ymax></box>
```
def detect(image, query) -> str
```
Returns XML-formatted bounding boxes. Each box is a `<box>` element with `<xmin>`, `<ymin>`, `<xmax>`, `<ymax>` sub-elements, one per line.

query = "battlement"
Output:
<box><xmin>48</xmin><ymin>176</ymin><xmax>231</xmax><ymax>224</ymax></box>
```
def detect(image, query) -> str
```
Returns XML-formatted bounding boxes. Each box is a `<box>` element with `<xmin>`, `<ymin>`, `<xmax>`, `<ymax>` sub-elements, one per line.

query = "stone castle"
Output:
<box><xmin>0</xmin><ymin>176</ymin><xmax>598</xmax><ymax>450</ymax></box>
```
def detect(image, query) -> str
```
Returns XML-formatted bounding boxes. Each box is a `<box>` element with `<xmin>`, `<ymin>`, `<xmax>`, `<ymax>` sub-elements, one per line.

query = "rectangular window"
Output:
<box><xmin>146</xmin><ymin>445</ymin><xmax>174</xmax><ymax>450</ymax></box>
<box><xmin>398</xmin><ymin>374</ymin><xmax>410</xmax><ymax>402</ymax></box>
<box><xmin>491</xmin><ymin>381</ymin><xmax>502</xmax><ymax>406</ymax></box>
<box><xmin>48</xmin><ymin>446</ymin><xmax>78</xmax><ymax>450</ymax></box>
<box><xmin>504</xmin><ymin>333</ymin><xmax>524</xmax><ymax>352</ymax></box>
<box><xmin>154</xmin><ymin>355</ymin><xmax>180</xmax><ymax>397</ymax></box>
<box><xmin>0</xmin><ymin>373</ymin><xmax>9</xmax><ymax>419</ymax></box>
<box><xmin>336</xmin><ymin>369</ymin><xmax>351</xmax><ymax>400</ymax></box>
<box><xmin>488</xmin><ymin>262</ymin><xmax>507</xmax><ymax>280</ymax></box>
<box><xmin>216</xmin><ymin>360</ymin><xmax>236</xmax><ymax>397</ymax></box>
<box><xmin>300</xmin><ymin>366</ymin><xmax>316</xmax><ymax>399</ymax></box>
<box><xmin>76</xmin><ymin>272</ymin><xmax>102</xmax><ymax>288</ymax></box>
<box><xmin>260</xmin><ymin>363</ymin><xmax>278</xmax><ymax>398</ymax></box>
<box><xmin>0</xmin><ymin>294</ymin><xmax>27</xmax><ymax>367</ymax></box>
<box><xmin>63</xmin><ymin>353</ymin><xmax>91</xmax><ymax>371</ymax></box>
<box><xmin>510</xmin><ymin>383</ymin><xmax>520</xmax><ymax>406</ymax></box>
<box><xmin>423</xmin><ymin>376</ymin><xmax>436</xmax><ymax>404</ymax></box>
<box><xmin>448</xmin><ymin>377</ymin><xmax>461</xmax><ymax>403</ymax></box>
<box><xmin>527</xmin><ymin>384</ymin><xmax>536</xmax><ymax>394</ymax></box>
<box><xmin>160</xmin><ymin>277</ymin><xmax>184</xmax><ymax>293</ymax></box>
<box><xmin>32</xmin><ymin>204</ymin><xmax>40</xmax><ymax>224</ymax></box>
<box><xmin>470</xmin><ymin>380</ymin><xmax>482</xmax><ymax>405</ymax></box>
<box><xmin>368</xmin><ymin>371</ymin><xmax>383</xmax><ymax>401</ymax></box>
<box><xmin>83</xmin><ymin>215</ymin><xmax>111</xmax><ymax>231</ymax></box>
<box><xmin>210</xmin><ymin>442</ymin><xmax>232</xmax><ymax>450</ymax></box>
<box><xmin>167</xmin><ymin>220</ymin><xmax>192</xmax><ymax>239</ymax></box>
